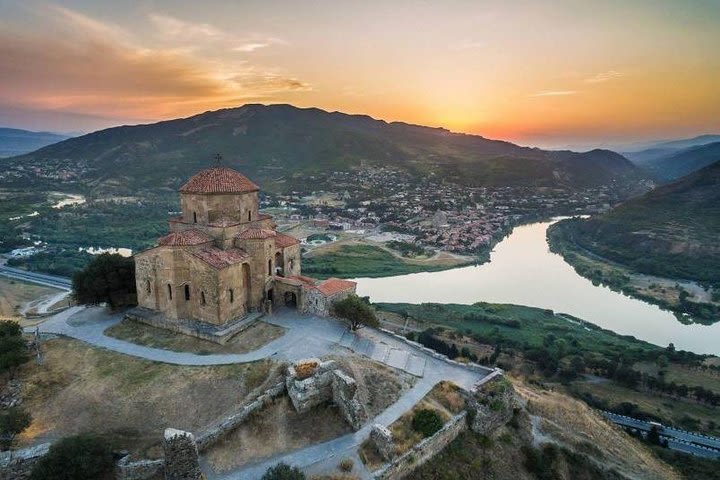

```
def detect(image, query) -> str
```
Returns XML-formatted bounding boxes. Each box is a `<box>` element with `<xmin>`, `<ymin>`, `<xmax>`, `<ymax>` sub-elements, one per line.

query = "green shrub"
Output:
<box><xmin>30</xmin><ymin>435</ymin><xmax>115</xmax><ymax>480</ymax></box>
<box><xmin>0</xmin><ymin>320</ymin><xmax>28</xmax><ymax>374</ymax></box>
<box><xmin>0</xmin><ymin>406</ymin><xmax>31</xmax><ymax>450</ymax></box>
<box><xmin>412</xmin><ymin>409</ymin><xmax>444</xmax><ymax>437</ymax></box>
<box><xmin>261</xmin><ymin>462</ymin><xmax>306</xmax><ymax>480</ymax></box>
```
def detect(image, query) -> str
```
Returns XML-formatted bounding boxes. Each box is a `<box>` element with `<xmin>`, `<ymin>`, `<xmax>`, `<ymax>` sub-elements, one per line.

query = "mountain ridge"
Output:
<box><xmin>2</xmin><ymin>103</ymin><xmax>647</xmax><ymax>194</ymax></box>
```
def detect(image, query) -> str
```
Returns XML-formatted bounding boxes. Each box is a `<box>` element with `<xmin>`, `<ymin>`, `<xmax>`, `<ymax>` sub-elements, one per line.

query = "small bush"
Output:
<box><xmin>411</xmin><ymin>409</ymin><xmax>444</xmax><ymax>438</ymax></box>
<box><xmin>30</xmin><ymin>434</ymin><xmax>115</xmax><ymax>480</ymax></box>
<box><xmin>262</xmin><ymin>462</ymin><xmax>306</xmax><ymax>480</ymax></box>
<box><xmin>338</xmin><ymin>457</ymin><xmax>354</xmax><ymax>472</ymax></box>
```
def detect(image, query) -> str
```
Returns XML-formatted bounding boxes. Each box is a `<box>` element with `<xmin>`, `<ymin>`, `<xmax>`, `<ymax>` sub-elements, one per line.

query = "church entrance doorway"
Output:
<box><xmin>284</xmin><ymin>291</ymin><xmax>297</xmax><ymax>308</ymax></box>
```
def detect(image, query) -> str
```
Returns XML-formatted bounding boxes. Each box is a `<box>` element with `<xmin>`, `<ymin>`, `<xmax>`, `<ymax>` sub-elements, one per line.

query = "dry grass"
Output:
<box><xmin>516</xmin><ymin>380</ymin><xmax>680</xmax><ymax>480</ymax></box>
<box><xmin>331</xmin><ymin>355</ymin><xmax>415</xmax><ymax>418</ymax></box>
<box><xmin>204</xmin><ymin>396</ymin><xmax>352</xmax><ymax>472</ymax></box>
<box><xmin>15</xmin><ymin>337</ymin><xmax>279</xmax><ymax>457</ymax></box>
<box><xmin>104</xmin><ymin>318</ymin><xmax>285</xmax><ymax>354</ymax></box>
<box><xmin>0</xmin><ymin>278</ymin><xmax>61</xmax><ymax>318</ymax></box>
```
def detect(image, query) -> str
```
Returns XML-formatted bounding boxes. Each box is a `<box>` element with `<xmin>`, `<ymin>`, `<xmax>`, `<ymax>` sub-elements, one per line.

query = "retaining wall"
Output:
<box><xmin>372</xmin><ymin>412</ymin><xmax>467</xmax><ymax>480</ymax></box>
<box><xmin>195</xmin><ymin>381</ymin><xmax>286</xmax><ymax>450</ymax></box>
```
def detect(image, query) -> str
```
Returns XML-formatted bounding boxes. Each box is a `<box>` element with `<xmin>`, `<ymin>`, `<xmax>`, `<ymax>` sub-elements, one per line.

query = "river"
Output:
<box><xmin>353</xmin><ymin>220</ymin><xmax>720</xmax><ymax>356</ymax></box>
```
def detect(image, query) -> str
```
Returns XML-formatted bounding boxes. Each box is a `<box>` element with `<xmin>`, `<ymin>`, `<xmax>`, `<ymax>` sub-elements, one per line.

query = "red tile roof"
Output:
<box><xmin>316</xmin><ymin>278</ymin><xmax>356</xmax><ymax>296</ymax></box>
<box><xmin>192</xmin><ymin>247</ymin><xmax>248</xmax><ymax>269</ymax></box>
<box><xmin>275</xmin><ymin>232</ymin><xmax>300</xmax><ymax>248</ymax></box>
<box><xmin>179</xmin><ymin>167</ymin><xmax>259</xmax><ymax>194</ymax></box>
<box><xmin>158</xmin><ymin>229</ymin><xmax>213</xmax><ymax>246</ymax></box>
<box><xmin>236</xmin><ymin>228</ymin><xmax>277</xmax><ymax>240</ymax></box>
<box><xmin>285</xmin><ymin>275</ymin><xmax>317</xmax><ymax>286</ymax></box>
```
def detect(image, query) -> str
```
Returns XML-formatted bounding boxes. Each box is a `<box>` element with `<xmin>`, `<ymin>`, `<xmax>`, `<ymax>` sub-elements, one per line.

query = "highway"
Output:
<box><xmin>0</xmin><ymin>265</ymin><xmax>72</xmax><ymax>291</ymax></box>
<box><xmin>603</xmin><ymin>411</ymin><xmax>720</xmax><ymax>459</ymax></box>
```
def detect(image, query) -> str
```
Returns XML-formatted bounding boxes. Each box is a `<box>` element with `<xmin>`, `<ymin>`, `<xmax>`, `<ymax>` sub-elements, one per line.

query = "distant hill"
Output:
<box><xmin>553</xmin><ymin>160</ymin><xmax>720</xmax><ymax>285</ymax></box>
<box><xmin>628</xmin><ymin>142</ymin><xmax>720</xmax><ymax>182</ymax></box>
<box><xmin>624</xmin><ymin>134</ymin><xmax>720</xmax><ymax>180</ymax></box>
<box><xmin>2</xmin><ymin>104</ymin><xmax>646</xmax><ymax>195</ymax></box>
<box><xmin>0</xmin><ymin>127</ymin><xmax>70</xmax><ymax>158</ymax></box>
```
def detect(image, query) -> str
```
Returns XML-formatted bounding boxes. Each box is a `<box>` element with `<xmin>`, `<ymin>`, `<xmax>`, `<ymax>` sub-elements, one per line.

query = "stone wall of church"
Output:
<box><xmin>180</xmin><ymin>191</ymin><xmax>258</xmax><ymax>225</ymax></box>
<box><xmin>135</xmin><ymin>247</ymin><xmax>224</xmax><ymax>324</ymax></box>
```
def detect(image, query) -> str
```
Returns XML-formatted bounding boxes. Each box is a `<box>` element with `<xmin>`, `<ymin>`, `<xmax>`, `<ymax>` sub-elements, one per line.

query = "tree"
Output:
<box><xmin>331</xmin><ymin>295</ymin><xmax>379</xmax><ymax>331</ymax></box>
<box><xmin>0</xmin><ymin>320</ymin><xmax>28</xmax><ymax>375</ymax></box>
<box><xmin>72</xmin><ymin>253</ymin><xmax>136</xmax><ymax>308</ymax></box>
<box><xmin>0</xmin><ymin>407</ymin><xmax>31</xmax><ymax>450</ymax></box>
<box><xmin>30</xmin><ymin>434</ymin><xmax>115</xmax><ymax>480</ymax></box>
<box><xmin>261</xmin><ymin>462</ymin><xmax>306</xmax><ymax>480</ymax></box>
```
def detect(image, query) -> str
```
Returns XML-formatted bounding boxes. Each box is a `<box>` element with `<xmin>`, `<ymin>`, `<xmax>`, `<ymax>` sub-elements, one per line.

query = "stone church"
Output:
<box><xmin>132</xmin><ymin>166</ymin><xmax>356</xmax><ymax>339</ymax></box>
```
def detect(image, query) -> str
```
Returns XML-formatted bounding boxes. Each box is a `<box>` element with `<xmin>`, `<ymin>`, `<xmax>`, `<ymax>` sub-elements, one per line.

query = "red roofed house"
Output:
<box><xmin>131</xmin><ymin>166</ymin><xmax>356</xmax><ymax>340</ymax></box>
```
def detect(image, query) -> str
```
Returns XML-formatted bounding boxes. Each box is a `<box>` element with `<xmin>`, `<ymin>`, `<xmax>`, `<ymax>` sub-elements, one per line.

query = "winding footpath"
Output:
<box><xmin>30</xmin><ymin>307</ymin><xmax>499</xmax><ymax>479</ymax></box>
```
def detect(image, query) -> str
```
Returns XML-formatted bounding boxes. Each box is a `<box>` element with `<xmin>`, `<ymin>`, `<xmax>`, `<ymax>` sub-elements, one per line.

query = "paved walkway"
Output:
<box><xmin>30</xmin><ymin>306</ymin><xmax>498</xmax><ymax>479</ymax></box>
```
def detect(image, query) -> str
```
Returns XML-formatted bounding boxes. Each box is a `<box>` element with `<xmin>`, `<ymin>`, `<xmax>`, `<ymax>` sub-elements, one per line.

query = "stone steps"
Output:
<box><xmin>336</xmin><ymin>328</ymin><xmax>426</xmax><ymax>377</ymax></box>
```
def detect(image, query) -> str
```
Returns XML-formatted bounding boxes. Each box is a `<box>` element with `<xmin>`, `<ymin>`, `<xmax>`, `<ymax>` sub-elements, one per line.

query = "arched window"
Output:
<box><xmin>201</xmin><ymin>291</ymin><xmax>206</xmax><ymax>305</ymax></box>
<box><xmin>184</xmin><ymin>284</ymin><xmax>190</xmax><ymax>301</ymax></box>
<box><xmin>146</xmin><ymin>279</ymin><xmax>151</xmax><ymax>294</ymax></box>
<box><xmin>248</xmin><ymin>211</ymin><xmax>252</xmax><ymax>222</ymax></box>
<box><xmin>268</xmin><ymin>259</ymin><xmax>272</xmax><ymax>276</ymax></box>
<box><xmin>193</xmin><ymin>212</ymin><xmax>197</xmax><ymax>223</ymax></box>
<box><xmin>229</xmin><ymin>288</ymin><xmax>234</xmax><ymax>303</ymax></box>
<box><xmin>167</xmin><ymin>284</ymin><xmax>172</xmax><ymax>300</ymax></box>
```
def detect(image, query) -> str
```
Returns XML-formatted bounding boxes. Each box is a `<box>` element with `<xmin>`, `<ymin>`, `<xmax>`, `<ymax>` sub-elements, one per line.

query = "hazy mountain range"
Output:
<box><xmin>624</xmin><ymin>135</ymin><xmax>720</xmax><ymax>181</ymax></box>
<box><xmin>0</xmin><ymin>127</ymin><xmax>70</xmax><ymax>158</ymax></box>
<box><xmin>2</xmin><ymin>104</ymin><xmax>648</xmax><ymax>195</ymax></box>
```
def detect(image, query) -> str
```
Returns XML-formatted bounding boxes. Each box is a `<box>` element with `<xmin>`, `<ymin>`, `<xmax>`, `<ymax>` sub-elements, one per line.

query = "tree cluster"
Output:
<box><xmin>72</xmin><ymin>253</ymin><xmax>137</xmax><ymax>308</ymax></box>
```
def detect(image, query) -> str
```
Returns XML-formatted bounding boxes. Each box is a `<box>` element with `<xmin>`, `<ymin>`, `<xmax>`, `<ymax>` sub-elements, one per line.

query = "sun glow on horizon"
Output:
<box><xmin>0</xmin><ymin>1</ymin><xmax>718</xmax><ymax>147</ymax></box>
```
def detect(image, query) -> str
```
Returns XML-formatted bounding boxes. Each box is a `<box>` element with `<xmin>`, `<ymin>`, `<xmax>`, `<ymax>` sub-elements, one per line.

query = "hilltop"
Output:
<box><xmin>1</xmin><ymin>104</ymin><xmax>646</xmax><ymax>195</ymax></box>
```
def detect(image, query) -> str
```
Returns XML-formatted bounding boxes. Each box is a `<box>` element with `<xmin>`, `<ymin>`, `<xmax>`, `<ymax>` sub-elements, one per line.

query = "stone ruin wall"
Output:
<box><xmin>0</xmin><ymin>443</ymin><xmax>50</xmax><ymax>480</ymax></box>
<box><xmin>370</xmin><ymin>376</ymin><xmax>516</xmax><ymax>480</ymax></box>
<box><xmin>286</xmin><ymin>358</ymin><xmax>366</xmax><ymax>430</ymax></box>
<box><xmin>373</xmin><ymin>412</ymin><xmax>468</xmax><ymax>480</ymax></box>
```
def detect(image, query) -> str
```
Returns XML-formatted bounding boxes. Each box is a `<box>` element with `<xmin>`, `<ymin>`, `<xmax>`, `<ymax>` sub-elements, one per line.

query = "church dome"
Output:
<box><xmin>179</xmin><ymin>167</ymin><xmax>259</xmax><ymax>194</ymax></box>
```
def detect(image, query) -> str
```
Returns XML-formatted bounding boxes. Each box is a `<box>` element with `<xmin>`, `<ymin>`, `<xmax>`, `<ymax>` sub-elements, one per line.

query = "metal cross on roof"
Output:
<box><xmin>214</xmin><ymin>153</ymin><xmax>222</xmax><ymax>166</ymax></box>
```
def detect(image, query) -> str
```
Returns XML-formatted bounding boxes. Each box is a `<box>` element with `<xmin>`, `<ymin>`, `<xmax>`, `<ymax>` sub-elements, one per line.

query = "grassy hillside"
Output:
<box><xmin>2</xmin><ymin>104</ymin><xmax>647</xmax><ymax>195</ymax></box>
<box><xmin>549</xmin><ymin>161</ymin><xmax>720</xmax><ymax>287</ymax></box>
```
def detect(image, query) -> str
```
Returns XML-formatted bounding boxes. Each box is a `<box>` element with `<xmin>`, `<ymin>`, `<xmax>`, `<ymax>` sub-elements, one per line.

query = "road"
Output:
<box><xmin>603</xmin><ymin>412</ymin><xmax>720</xmax><ymax>459</ymax></box>
<box><xmin>0</xmin><ymin>264</ymin><xmax>72</xmax><ymax>290</ymax></box>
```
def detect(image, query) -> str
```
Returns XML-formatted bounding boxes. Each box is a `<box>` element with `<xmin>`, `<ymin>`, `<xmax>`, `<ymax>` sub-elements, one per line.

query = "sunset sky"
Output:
<box><xmin>1</xmin><ymin>0</ymin><xmax>719</xmax><ymax>148</ymax></box>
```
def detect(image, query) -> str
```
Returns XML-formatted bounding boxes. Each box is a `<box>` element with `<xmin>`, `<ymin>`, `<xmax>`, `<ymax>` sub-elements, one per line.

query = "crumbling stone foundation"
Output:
<box><xmin>163</xmin><ymin>428</ymin><xmax>202</xmax><ymax>480</ymax></box>
<box><xmin>370</xmin><ymin>424</ymin><xmax>395</xmax><ymax>461</ymax></box>
<box><xmin>286</xmin><ymin>358</ymin><xmax>366</xmax><ymax>430</ymax></box>
<box><xmin>463</xmin><ymin>377</ymin><xmax>515</xmax><ymax>435</ymax></box>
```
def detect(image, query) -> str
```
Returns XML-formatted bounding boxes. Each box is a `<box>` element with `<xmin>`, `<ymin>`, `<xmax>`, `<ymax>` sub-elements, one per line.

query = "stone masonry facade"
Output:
<box><xmin>131</xmin><ymin>166</ymin><xmax>356</xmax><ymax>337</ymax></box>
